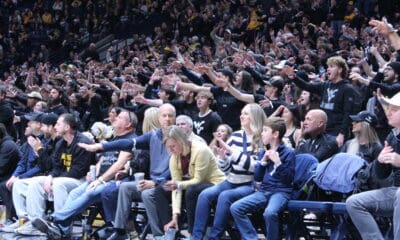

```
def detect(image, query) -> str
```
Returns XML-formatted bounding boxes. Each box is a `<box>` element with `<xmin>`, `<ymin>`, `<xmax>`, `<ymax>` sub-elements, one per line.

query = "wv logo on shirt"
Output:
<box><xmin>321</xmin><ymin>88</ymin><xmax>338</xmax><ymax>110</ymax></box>
<box><xmin>327</xmin><ymin>88</ymin><xmax>338</xmax><ymax>102</ymax></box>
<box><xmin>193</xmin><ymin>120</ymin><xmax>205</xmax><ymax>135</ymax></box>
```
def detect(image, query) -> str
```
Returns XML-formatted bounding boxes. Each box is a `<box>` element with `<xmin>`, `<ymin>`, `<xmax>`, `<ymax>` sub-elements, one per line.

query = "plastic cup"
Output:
<box><xmin>134</xmin><ymin>172</ymin><xmax>145</xmax><ymax>191</ymax></box>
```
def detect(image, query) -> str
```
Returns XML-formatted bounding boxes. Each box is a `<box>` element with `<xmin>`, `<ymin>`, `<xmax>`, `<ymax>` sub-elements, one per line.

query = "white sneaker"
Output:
<box><xmin>14</xmin><ymin>221</ymin><xmax>46</xmax><ymax>236</ymax></box>
<box><xmin>0</xmin><ymin>221</ymin><xmax>20</xmax><ymax>233</ymax></box>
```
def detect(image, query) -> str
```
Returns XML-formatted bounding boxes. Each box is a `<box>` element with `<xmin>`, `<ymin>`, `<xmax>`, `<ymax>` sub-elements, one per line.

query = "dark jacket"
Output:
<box><xmin>375</xmin><ymin>130</ymin><xmax>400</xmax><ymax>187</ymax></box>
<box><xmin>296</xmin><ymin>133</ymin><xmax>338</xmax><ymax>162</ymax></box>
<box><xmin>48</xmin><ymin>132</ymin><xmax>95</xmax><ymax>179</ymax></box>
<box><xmin>369</xmin><ymin>72</ymin><xmax>400</xmax><ymax>98</ymax></box>
<box><xmin>255</xmin><ymin>144</ymin><xmax>295</xmax><ymax>193</ymax></box>
<box><xmin>36</xmin><ymin>137</ymin><xmax>61</xmax><ymax>175</ymax></box>
<box><xmin>0</xmin><ymin>135</ymin><xmax>20</xmax><ymax>181</ymax></box>
<box><xmin>341</xmin><ymin>141</ymin><xmax>382</xmax><ymax>163</ymax></box>
<box><xmin>0</xmin><ymin>100</ymin><xmax>15</xmax><ymax>139</ymax></box>
<box><xmin>12</xmin><ymin>142</ymin><xmax>39</xmax><ymax>179</ymax></box>
<box><xmin>48</xmin><ymin>104</ymin><xmax>69</xmax><ymax>116</ymax></box>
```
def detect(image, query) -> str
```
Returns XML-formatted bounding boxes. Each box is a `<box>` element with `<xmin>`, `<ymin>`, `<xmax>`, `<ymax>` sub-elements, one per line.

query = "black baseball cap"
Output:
<box><xmin>263</xmin><ymin>76</ymin><xmax>284</xmax><ymax>92</ymax></box>
<box><xmin>349</xmin><ymin>111</ymin><xmax>377</xmax><ymax>126</ymax></box>
<box><xmin>39</xmin><ymin>112</ymin><xmax>59</xmax><ymax>126</ymax></box>
<box><xmin>24</xmin><ymin>112</ymin><xmax>43</xmax><ymax>122</ymax></box>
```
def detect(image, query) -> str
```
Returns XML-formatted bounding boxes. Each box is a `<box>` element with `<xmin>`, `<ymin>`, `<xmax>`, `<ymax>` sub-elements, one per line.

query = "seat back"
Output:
<box><xmin>291</xmin><ymin>154</ymin><xmax>318</xmax><ymax>200</ymax></box>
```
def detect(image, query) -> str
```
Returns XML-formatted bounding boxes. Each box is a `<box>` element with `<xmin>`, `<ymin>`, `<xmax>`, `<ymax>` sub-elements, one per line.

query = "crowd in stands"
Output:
<box><xmin>1</xmin><ymin>0</ymin><xmax>400</xmax><ymax>239</ymax></box>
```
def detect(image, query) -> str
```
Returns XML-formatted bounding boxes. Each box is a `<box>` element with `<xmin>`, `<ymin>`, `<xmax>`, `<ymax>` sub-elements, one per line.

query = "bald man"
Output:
<box><xmin>296</xmin><ymin>109</ymin><xmax>339</xmax><ymax>161</ymax></box>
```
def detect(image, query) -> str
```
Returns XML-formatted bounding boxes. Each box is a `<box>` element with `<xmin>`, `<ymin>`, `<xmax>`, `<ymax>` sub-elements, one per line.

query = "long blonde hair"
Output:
<box><xmin>242</xmin><ymin>103</ymin><xmax>267</xmax><ymax>151</ymax></box>
<box><xmin>142</xmin><ymin>107</ymin><xmax>161</xmax><ymax>133</ymax></box>
<box><xmin>346</xmin><ymin>121</ymin><xmax>380</xmax><ymax>155</ymax></box>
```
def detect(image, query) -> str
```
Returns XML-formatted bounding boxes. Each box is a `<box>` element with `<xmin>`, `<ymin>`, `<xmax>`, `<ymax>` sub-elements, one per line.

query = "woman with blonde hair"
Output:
<box><xmin>191</xmin><ymin>103</ymin><xmax>267</xmax><ymax>240</ymax></box>
<box><xmin>209</xmin><ymin>124</ymin><xmax>233</xmax><ymax>155</ymax></box>
<box><xmin>142</xmin><ymin>107</ymin><xmax>161</xmax><ymax>133</ymax></box>
<box><xmin>162</xmin><ymin>126</ymin><xmax>225</xmax><ymax>236</ymax></box>
<box><xmin>341</xmin><ymin>111</ymin><xmax>382</xmax><ymax>163</ymax></box>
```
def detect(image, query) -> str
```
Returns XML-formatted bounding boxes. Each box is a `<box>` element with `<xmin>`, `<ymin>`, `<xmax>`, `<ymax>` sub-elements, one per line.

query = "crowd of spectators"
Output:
<box><xmin>1</xmin><ymin>0</ymin><xmax>400</xmax><ymax>239</ymax></box>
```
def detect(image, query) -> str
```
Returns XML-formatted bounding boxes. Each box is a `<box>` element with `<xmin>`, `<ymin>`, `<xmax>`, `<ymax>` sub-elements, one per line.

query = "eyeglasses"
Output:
<box><xmin>127</xmin><ymin>111</ymin><xmax>136</xmax><ymax>126</ymax></box>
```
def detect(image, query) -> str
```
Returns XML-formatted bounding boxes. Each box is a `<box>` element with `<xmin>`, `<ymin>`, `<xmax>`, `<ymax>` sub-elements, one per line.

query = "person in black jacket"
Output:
<box><xmin>285</xmin><ymin>56</ymin><xmax>358</xmax><ymax>147</ymax></box>
<box><xmin>47</xmin><ymin>87</ymin><xmax>69</xmax><ymax>116</ymax></box>
<box><xmin>10</xmin><ymin>113</ymin><xmax>95</xmax><ymax>236</ymax></box>
<box><xmin>296</xmin><ymin>109</ymin><xmax>339</xmax><ymax>162</ymax></box>
<box><xmin>0</xmin><ymin>123</ymin><xmax>20</xmax><ymax>183</ymax></box>
<box><xmin>0</xmin><ymin>86</ymin><xmax>15</xmax><ymax>139</ymax></box>
<box><xmin>346</xmin><ymin>92</ymin><xmax>400</xmax><ymax>240</ymax></box>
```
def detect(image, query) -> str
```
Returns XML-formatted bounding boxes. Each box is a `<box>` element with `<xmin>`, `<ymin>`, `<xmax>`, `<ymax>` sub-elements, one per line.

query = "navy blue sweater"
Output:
<box><xmin>254</xmin><ymin>144</ymin><xmax>295</xmax><ymax>193</ymax></box>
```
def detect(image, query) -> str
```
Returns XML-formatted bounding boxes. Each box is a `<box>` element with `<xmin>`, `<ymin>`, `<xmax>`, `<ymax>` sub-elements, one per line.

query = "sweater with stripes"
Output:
<box><xmin>217</xmin><ymin>130</ymin><xmax>259</xmax><ymax>184</ymax></box>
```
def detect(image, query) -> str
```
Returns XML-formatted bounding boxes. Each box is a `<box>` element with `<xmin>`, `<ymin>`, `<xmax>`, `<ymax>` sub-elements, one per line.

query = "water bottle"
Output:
<box><xmin>82</xmin><ymin>218</ymin><xmax>92</xmax><ymax>240</ymax></box>
<box><xmin>90</xmin><ymin>165</ymin><xmax>96</xmax><ymax>182</ymax></box>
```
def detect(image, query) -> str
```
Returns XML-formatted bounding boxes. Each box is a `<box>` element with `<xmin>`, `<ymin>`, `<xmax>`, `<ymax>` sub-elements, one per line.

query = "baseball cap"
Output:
<box><xmin>263</xmin><ymin>76</ymin><xmax>284</xmax><ymax>92</ymax></box>
<box><xmin>27</xmin><ymin>91</ymin><xmax>42</xmax><ymax>100</ymax></box>
<box><xmin>349</xmin><ymin>111</ymin><xmax>378</xmax><ymax>126</ymax></box>
<box><xmin>24</xmin><ymin>112</ymin><xmax>43</xmax><ymax>122</ymax></box>
<box><xmin>39</xmin><ymin>112</ymin><xmax>59</xmax><ymax>126</ymax></box>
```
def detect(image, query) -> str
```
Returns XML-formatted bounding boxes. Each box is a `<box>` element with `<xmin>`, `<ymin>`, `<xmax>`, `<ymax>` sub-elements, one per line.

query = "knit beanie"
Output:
<box><xmin>388</xmin><ymin>61</ymin><xmax>400</xmax><ymax>75</ymax></box>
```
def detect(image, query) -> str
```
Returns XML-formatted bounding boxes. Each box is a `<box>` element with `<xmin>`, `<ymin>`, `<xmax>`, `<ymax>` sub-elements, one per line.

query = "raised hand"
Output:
<box><xmin>369</xmin><ymin>17</ymin><xmax>394</xmax><ymax>36</ymax></box>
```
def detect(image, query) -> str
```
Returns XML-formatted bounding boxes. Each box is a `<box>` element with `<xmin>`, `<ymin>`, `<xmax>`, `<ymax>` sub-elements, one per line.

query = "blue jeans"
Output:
<box><xmin>230</xmin><ymin>191</ymin><xmax>290</xmax><ymax>240</ymax></box>
<box><xmin>53</xmin><ymin>181</ymin><xmax>108</xmax><ymax>234</ymax></box>
<box><xmin>192</xmin><ymin>180</ymin><xmax>253</xmax><ymax>240</ymax></box>
<box><xmin>346</xmin><ymin>187</ymin><xmax>400</xmax><ymax>240</ymax></box>
<box><xmin>101</xmin><ymin>180</ymin><xmax>125</xmax><ymax>223</ymax></box>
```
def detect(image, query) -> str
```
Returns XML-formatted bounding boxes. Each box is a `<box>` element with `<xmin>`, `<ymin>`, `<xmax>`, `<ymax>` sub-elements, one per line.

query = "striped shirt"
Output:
<box><xmin>217</xmin><ymin>130</ymin><xmax>259</xmax><ymax>184</ymax></box>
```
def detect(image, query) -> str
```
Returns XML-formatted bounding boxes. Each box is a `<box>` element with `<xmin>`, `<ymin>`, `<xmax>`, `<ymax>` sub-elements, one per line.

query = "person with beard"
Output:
<box><xmin>350</xmin><ymin>61</ymin><xmax>400</xmax><ymax>141</ymax></box>
<box><xmin>295</xmin><ymin>109</ymin><xmax>339</xmax><ymax>162</ymax></box>
<box><xmin>47</xmin><ymin>87</ymin><xmax>69</xmax><ymax>116</ymax></box>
